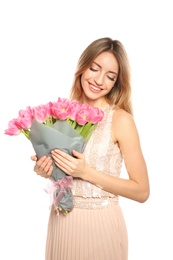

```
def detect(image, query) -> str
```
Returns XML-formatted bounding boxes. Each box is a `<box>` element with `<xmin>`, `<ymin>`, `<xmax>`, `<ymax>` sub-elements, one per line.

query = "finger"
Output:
<box><xmin>46</xmin><ymin>165</ymin><xmax>54</xmax><ymax>177</ymax></box>
<box><xmin>52</xmin><ymin>150</ymin><xmax>73</xmax><ymax>162</ymax></box>
<box><xmin>39</xmin><ymin>165</ymin><xmax>53</xmax><ymax>178</ymax></box>
<box><xmin>41</xmin><ymin>159</ymin><xmax>53</xmax><ymax>173</ymax></box>
<box><xmin>52</xmin><ymin>153</ymin><xmax>74</xmax><ymax>174</ymax></box>
<box><xmin>52</xmin><ymin>149</ymin><xmax>69</xmax><ymax>157</ymax></box>
<box><xmin>31</xmin><ymin>155</ymin><xmax>37</xmax><ymax>161</ymax></box>
<box><xmin>36</xmin><ymin>155</ymin><xmax>47</xmax><ymax>165</ymax></box>
<box><xmin>72</xmin><ymin>150</ymin><xmax>83</xmax><ymax>159</ymax></box>
<box><xmin>35</xmin><ymin>156</ymin><xmax>50</xmax><ymax>169</ymax></box>
<box><xmin>34</xmin><ymin>156</ymin><xmax>53</xmax><ymax>175</ymax></box>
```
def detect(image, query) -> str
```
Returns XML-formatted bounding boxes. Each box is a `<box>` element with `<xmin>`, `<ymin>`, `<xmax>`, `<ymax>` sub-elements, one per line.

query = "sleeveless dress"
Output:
<box><xmin>45</xmin><ymin>105</ymin><xmax>128</xmax><ymax>260</ymax></box>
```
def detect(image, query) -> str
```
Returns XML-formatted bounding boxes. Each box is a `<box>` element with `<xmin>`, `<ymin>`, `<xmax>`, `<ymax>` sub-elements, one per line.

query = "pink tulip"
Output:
<box><xmin>51</xmin><ymin>100</ymin><xmax>71</xmax><ymax>120</ymax></box>
<box><xmin>15</xmin><ymin>116</ymin><xmax>32</xmax><ymax>130</ymax></box>
<box><xmin>4</xmin><ymin>119</ymin><xmax>21</xmax><ymax>136</ymax></box>
<box><xmin>44</xmin><ymin>102</ymin><xmax>53</xmax><ymax>117</ymax></box>
<box><xmin>89</xmin><ymin>107</ymin><xmax>104</xmax><ymax>124</ymax></box>
<box><xmin>75</xmin><ymin>108</ymin><xmax>90</xmax><ymax>125</ymax></box>
<box><xmin>16</xmin><ymin>106</ymin><xmax>33</xmax><ymax>129</ymax></box>
<box><xmin>5</xmin><ymin>97</ymin><xmax>104</xmax><ymax>141</ymax></box>
<box><xmin>32</xmin><ymin>105</ymin><xmax>48</xmax><ymax>123</ymax></box>
<box><xmin>68</xmin><ymin>101</ymin><xmax>80</xmax><ymax>121</ymax></box>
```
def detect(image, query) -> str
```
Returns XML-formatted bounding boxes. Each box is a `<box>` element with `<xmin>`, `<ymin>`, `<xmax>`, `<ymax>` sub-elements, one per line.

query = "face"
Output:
<box><xmin>80</xmin><ymin>51</ymin><xmax>119</xmax><ymax>107</ymax></box>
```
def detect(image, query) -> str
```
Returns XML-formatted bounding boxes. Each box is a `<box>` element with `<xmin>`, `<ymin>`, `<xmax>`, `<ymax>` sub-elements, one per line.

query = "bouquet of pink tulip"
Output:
<box><xmin>5</xmin><ymin>97</ymin><xmax>104</xmax><ymax>215</ymax></box>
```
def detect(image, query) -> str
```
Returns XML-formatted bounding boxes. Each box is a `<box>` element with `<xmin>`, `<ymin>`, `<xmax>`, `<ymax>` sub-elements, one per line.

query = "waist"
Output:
<box><xmin>73</xmin><ymin>196</ymin><xmax>119</xmax><ymax>209</ymax></box>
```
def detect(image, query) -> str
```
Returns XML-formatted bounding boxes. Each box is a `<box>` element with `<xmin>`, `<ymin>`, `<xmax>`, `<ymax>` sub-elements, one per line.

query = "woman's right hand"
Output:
<box><xmin>31</xmin><ymin>155</ymin><xmax>53</xmax><ymax>178</ymax></box>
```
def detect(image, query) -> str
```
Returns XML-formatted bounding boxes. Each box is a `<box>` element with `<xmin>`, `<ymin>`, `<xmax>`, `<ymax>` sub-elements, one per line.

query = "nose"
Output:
<box><xmin>94</xmin><ymin>73</ymin><xmax>104</xmax><ymax>86</ymax></box>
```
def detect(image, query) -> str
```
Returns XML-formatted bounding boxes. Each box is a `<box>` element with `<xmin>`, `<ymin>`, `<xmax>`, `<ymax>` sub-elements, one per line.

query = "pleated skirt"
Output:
<box><xmin>45</xmin><ymin>198</ymin><xmax>128</xmax><ymax>260</ymax></box>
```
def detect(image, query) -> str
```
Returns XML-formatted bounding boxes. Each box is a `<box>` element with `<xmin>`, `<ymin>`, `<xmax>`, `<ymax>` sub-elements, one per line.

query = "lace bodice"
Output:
<box><xmin>72</xmin><ymin>105</ymin><xmax>122</xmax><ymax>199</ymax></box>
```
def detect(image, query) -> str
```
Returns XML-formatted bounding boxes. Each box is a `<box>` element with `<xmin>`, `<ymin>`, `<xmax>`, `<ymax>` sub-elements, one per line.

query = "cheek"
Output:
<box><xmin>110</xmin><ymin>83</ymin><xmax>115</xmax><ymax>90</ymax></box>
<box><xmin>105</xmin><ymin>80</ymin><xmax>115</xmax><ymax>92</ymax></box>
<box><xmin>82</xmin><ymin>70</ymin><xmax>91</xmax><ymax>80</ymax></box>
<box><xmin>80</xmin><ymin>74</ymin><xmax>85</xmax><ymax>87</ymax></box>
<box><xmin>81</xmin><ymin>71</ymin><xmax>91</xmax><ymax>85</ymax></box>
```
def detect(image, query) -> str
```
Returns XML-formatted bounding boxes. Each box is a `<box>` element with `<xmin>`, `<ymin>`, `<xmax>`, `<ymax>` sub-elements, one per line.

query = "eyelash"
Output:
<box><xmin>89</xmin><ymin>67</ymin><xmax>116</xmax><ymax>81</ymax></box>
<box><xmin>89</xmin><ymin>67</ymin><xmax>97</xmax><ymax>72</ymax></box>
<box><xmin>107</xmin><ymin>76</ymin><xmax>115</xmax><ymax>81</ymax></box>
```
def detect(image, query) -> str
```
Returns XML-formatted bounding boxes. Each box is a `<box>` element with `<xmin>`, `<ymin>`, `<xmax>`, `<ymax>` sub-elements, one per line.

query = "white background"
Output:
<box><xmin>0</xmin><ymin>1</ymin><xmax>173</xmax><ymax>259</ymax></box>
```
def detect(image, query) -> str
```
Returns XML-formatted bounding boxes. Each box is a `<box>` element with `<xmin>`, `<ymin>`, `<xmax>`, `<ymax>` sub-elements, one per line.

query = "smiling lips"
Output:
<box><xmin>89</xmin><ymin>83</ymin><xmax>102</xmax><ymax>93</ymax></box>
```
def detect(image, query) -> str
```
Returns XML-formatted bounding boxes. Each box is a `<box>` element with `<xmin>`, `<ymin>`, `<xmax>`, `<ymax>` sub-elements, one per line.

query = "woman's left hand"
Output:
<box><xmin>51</xmin><ymin>149</ymin><xmax>87</xmax><ymax>179</ymax></box>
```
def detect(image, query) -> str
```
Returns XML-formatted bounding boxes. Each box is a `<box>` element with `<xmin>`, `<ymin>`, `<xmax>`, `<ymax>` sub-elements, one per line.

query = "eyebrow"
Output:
<box><xmin>93</xmin><ymin>61</ymin><xmax>118</xmax><ymax>76</ymax></box>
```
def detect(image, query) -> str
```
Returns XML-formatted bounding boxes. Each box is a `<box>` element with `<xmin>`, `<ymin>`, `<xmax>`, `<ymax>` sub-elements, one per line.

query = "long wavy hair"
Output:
<box><xmin>69</xmin><ymin>37</ymin><xmax>133</xmax><ymax>115</ymax></box>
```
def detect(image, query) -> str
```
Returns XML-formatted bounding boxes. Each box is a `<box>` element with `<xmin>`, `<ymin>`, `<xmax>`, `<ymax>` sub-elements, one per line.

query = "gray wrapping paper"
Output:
<box><xmin>30</xmin><ymin>119</ymin><xmax>86</xmax><ymax>214</ymax></box>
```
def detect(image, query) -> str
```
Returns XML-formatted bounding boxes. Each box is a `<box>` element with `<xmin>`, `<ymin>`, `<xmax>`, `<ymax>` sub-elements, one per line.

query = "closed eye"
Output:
<box><xmin>107</xmin><ymin>75</ymin><xmax>117</xmax><ymax>81</ymax></box>
<box><xmin>89</xmin><ymin>66</ymin><xmax>98</xmax><ymax>72</ymax></box>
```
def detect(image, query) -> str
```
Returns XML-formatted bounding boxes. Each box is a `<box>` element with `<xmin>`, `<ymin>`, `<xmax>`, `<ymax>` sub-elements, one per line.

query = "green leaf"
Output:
<box><xmin>21</xmin><ymin>129</ymin><xmax>30</xmax><ymax>139</ymax></box>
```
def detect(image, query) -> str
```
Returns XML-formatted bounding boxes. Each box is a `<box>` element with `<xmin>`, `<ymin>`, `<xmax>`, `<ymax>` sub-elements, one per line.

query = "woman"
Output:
<box><xmin>31</xmin><ymin>37</ymin><xmax>150</xmax><ymax>260</ymax></box>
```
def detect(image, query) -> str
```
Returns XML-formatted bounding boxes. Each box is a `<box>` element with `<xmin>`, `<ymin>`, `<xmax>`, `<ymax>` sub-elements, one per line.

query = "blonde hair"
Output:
<box><xmin>69</xmin><ymin>37</ymin><xmax>133</xmax><ymax>115</ymax></box>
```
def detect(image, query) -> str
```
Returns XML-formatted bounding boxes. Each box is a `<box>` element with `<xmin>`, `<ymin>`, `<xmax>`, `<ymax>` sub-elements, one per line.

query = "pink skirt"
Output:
<box><xmin>46</xmin><ymin>197</ymin><xmax>128</xmax><ymax>260</ymax></box>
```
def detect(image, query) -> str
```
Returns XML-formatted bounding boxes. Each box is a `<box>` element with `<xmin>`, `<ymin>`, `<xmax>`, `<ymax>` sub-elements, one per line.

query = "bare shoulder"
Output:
<box><xmin>112</xmin><ymin>107</ymin><xmax>134</xmax><ymax>125</ymax></box>
<box><xmin>112</xmin><ymin>107</ymin><xmax>139</xmax><ymax>143</ymax></box>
